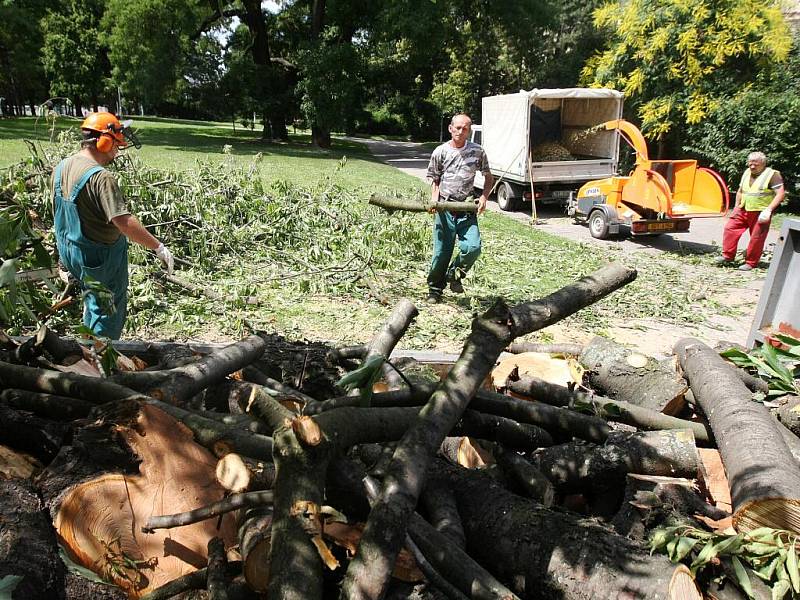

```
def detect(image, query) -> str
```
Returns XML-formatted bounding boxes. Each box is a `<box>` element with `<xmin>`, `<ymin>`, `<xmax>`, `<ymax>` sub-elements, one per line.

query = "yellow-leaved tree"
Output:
<box><xmin>581</xmin><ymin>0</ymin><xmax>792</xmax><ymax>144</ymax></box>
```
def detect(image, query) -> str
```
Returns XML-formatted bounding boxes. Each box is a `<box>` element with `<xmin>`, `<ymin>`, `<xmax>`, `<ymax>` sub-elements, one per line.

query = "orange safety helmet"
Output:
<box><xmin>81</xmin><ymin>112</ymin><xmax>141</xmax><ymax>152</ymax></box>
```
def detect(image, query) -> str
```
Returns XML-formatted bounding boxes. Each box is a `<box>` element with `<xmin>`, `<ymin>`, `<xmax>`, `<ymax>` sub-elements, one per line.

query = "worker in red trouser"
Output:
<box><xmin>717</xmin><ymin>152</ymin><xmax>785</xmax><ymax>271</ymax></box>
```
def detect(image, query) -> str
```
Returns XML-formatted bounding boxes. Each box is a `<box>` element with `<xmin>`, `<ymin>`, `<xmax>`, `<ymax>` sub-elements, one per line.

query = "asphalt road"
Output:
<box><xmin>351</xmin><ymin>137</ymin><xmax>780</xmax><ymax>259</ymax></box>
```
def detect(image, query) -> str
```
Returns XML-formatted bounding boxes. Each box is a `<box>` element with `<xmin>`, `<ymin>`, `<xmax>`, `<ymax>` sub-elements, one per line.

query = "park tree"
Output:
<box><xmin>102</xmin><ymin>0</ymin><xmax>201</xmax><ymax>113</ymax></box>
<box><xmin>581</xmin><ymin>0</ymin><xmax>793</xmax><ymax>152</ymax></box>
<box><xmin>40</xmin><ymin>0</ymin><xmax>109</xmax><ymax>115</ymax></box>
<box><xmin>0</xmin><ymin>0</ymin><xmax>55</xmax><ymax>115</ymax></box>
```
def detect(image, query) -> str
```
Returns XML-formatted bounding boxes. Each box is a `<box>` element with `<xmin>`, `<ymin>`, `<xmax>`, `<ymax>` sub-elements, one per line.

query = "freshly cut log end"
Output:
<box><xmin>52</xmin><ymin>403</ymin><xmax>237</xmax><ymax>597</ymax></box>
<box><xmin>216</xmin><ymin>453</ymin><xmax>250</xmax><ymax>493</ymax></box>
<box><xmin>240</xmin><ymin>508</ymin><xmax>273</xmax><ymax>593</ymax></box>
<box><xmin>733</xmin><ymin>498</ymin><xmax>800</xmax><ymax>535</ymax></box>
<box><xmin>669</xmin><ymin>564</ymin><xmax>702</xmax><ymax>600</ymax></box>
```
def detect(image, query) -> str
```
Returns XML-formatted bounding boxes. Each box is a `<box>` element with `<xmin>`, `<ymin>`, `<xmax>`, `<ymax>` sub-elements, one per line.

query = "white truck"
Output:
<box><xmin>471</xmin><ymin>88</ymin><xmax>624</xmax><ymax>211</ymax></box>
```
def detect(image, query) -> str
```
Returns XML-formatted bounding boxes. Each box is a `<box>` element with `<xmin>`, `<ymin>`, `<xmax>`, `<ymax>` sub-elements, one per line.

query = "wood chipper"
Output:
<box><xmin>568</xmin><ymin>119</ymin><xmax>729</xmax><ymax>239</ymax></box>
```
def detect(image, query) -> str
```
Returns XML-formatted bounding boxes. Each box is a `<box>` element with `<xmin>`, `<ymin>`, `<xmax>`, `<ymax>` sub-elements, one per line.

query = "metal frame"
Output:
<box><xmin>747</xmin><ymin>218</ymin><xmax>800</xmax><ymax>348</ymax></box>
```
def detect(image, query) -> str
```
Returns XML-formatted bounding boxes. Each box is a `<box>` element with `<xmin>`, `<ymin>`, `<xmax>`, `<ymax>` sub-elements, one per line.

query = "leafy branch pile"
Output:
<box><xmin>652</xmin><ymin>525</ymin><xmax>800</xmax><ymax>599</ymax></box>
<box><xmin>0</xmin><ymin>134</ymin><xmax>430</xmax><ymax>333</ymax></box>
<box><xmin>721</xmin><ymin>334</ymin><xmax>800</xmax><ymax>397</ymax></box>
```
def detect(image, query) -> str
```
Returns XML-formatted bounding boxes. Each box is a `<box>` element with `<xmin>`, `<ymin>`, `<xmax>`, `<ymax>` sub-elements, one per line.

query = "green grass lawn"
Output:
<box><xmin>0</xmin><ymin>116</ymin><xmax>424</xmax><ymax>194</ymax></box>
<box><xmin>1</xmin><ymin>116</ymin><xmax>753</xmax><ymax>353</ymax></box>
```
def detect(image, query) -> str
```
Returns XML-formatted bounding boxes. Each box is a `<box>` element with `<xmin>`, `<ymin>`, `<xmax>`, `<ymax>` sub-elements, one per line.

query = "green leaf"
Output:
<box><xmin>601</xmin><ymin>402</ymin><xmax>623</xmax><ymax>417</ymax></box>
<box><xmin>58</xmin><ymin>546</ymin><xmax>110</xmax><ymax>585</ymax></box>
<box><xmin>772</xmin><ymin>579</ymin><xmax>791</xmax><ymax>600</ymax></box>
<box><xmin>731</xmin><ymin>556</ymin><xmax>755</xmax><ymax>600</ymax></box>
<box><xmin>760</xmin><ymin>344</ymin><xmax>796</xmax><ymax>387</ymax></box>
<box><xmin>786</xmin><ymin>537</ymin><xmax>800</xmax><ymax>592</ymax></box>
<box><xmin>673</xmin><ymin>536</ymin><xmax>699</xmax><ymax>561</ymax></box>
<box><xmin>336</xmin><ymin>354</ymin><xmax>385</xmax><ymax>390</ymax></box>
<box><xmin>0</xmin><ymin>259</ymin><xmax>18</xmax><ymax>303</ymax></box>
<box><xmin>691</xmin><ymin>540</ymin><xmax>717</xmax><ymax>575</ymax></box>
<box><xmin>0</xmin><ymin>575</ymin><xmax>23</xmax><ymax>599</ymax></box>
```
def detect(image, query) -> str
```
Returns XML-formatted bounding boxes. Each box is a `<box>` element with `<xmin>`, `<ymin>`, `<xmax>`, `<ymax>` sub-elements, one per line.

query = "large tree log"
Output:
<box><xmin>675</xmin><ymin>338</ymin><xmax>800</xmax><ymax>534</ymax></box>
<box><xmin>110</xmin><ymin>335</ymin><xmax>267</xmax><ymax>404</ymax></box>
<box><xmin>369</xmin><ymin>194</ymin><xmax>478</xmax><ymax>213</ymax></box>
<box><xmin>579</xmin><ymin>336</ymin><xmax>688</xmax><ymax>415</ymax></box>
<box><xmin>442</xmin><ymin>461</ymin><xmax>690</xmax><ymax>599</ymax></box>
<box><xmin>0</xmin><ymin>479</ymin><xmax>66</xmax><ymax>599</ymax></box>
<box><xmin>531</xmin><ymin>429</ymin><xmax>700</xmax><ymax>496</ymax></box>
<box><xmin>508</xmin><ymin>376</ymin><xmax>712</xmax><ymax>443</ymax></box>
<box><xmin>37</xmin><ymin>400</ymin><xmax>238</xmax><ymax>597</ymax></box>
<box><xmin>341</xmin><ymin>262</ymin><xmax>637</xmax><ymax>599</ymax></box>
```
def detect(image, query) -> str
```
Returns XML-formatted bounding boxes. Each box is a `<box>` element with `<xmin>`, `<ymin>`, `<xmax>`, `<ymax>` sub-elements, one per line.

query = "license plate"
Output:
<box><xmin>647</xmin><ymin>221</ymin><xmax>677</xmax><ymax>232</ymax></box>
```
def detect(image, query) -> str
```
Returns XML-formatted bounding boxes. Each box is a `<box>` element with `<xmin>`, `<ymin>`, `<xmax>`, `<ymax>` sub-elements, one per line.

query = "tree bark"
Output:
<box><xmin>508</xmin><ymin>376</ymin><xmax>711</xmax><ymax>443</ymax></box>
<box><xmin>0</xmin><ymin>403</ymin><xmax>68</xmax><ymax>462</ymax></box>
<box><xmin>506</xmin><ymin>342</ymin><xmax>583</xmax><ymax>356</ymax></box>
<box><xmin>143</xmin><ymin>490</ymin><xmax>274</xmax><ymax>533</ymax></box>
<box><xmin>443</xmin><ymin>462</ymin><xmax>684</xmax><ymax>599</ymax></box>
<box><xmin>207</xmin><ymin>537</ymin><xmax>229</xmax><ymax>600</ymax></box>
<box><xmin>675</xmin><ymin>338</ymin><xmax>800</xmax><ymax>534</ymax></box>
<box><xmin>531</xmin><ymin>429</ymin><xmax>700</xmax><ymax>496</ymax></box>
<box><xmin>496</xmin><ymin>445</ymin><xmax>555</xmax><ymax>506</ymax></box>
<box><xmin>579</xmin><ymin>336</ymin><xmax>688</xmax><ymax>415</ymax></box>
<box><xmin>341</xmin><ymin>263</ymin><xmax>637</xmax><ymax>600</ymax></box>
<box><xmin>0</xmin><ymin>389</ymin><xmax>93</xmax><ymax>420</ymax></box>
<box><xmin>369</xmin><ymin>194</ymin><xmax>478</xmax><ymax>214</ymax></box>
<box><xmin>110</xmin><ymin>335</ymin><xmax>266</xmax><ymax>404</ymax></box>
<box><xmin>0</xmin><ymin>479</ymin><xmax>67</xmax><ymax>600</ymax></box>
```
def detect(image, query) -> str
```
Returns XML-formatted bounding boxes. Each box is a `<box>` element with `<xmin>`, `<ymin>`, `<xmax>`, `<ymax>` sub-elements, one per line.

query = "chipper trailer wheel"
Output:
<box><xmin>588</xmin><ymin>209</ymin><xmax>610</xmax><ymax>240</ymax></box>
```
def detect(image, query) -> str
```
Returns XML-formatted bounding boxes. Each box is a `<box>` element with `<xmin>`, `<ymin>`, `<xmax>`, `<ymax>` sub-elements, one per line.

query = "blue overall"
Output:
<box><xmin>53</xmin><ymin>161</ymin><xmax>128</xmax><ymax>339</ymax></box>
<box><xmin>427</xmin><ymin>210</ymin><xmax>481</xmax><ymax>296</ymax></box>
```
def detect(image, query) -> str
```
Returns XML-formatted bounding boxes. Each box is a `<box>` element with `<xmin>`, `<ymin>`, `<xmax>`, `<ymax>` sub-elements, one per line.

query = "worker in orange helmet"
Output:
<box><xmin>52</xmin><ymin>112</ymin><xmax>174</xmax><ymax>339</ymax></box>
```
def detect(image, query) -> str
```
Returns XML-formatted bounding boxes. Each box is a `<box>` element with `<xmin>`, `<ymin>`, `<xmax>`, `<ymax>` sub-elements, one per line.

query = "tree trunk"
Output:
<box><xmin>0</xmin><ymin>389</ymin><xmax>93</xmax><ymax>421</ymax></box>
<box><xmin>341</xmin><ymin>263</ymin><xmax>637</xmax><ymax>600</ymax></box>
<box><xmin>0</xmin><ymin>403</ymin><xmax>68</xmax><ymax>462</ymax></box>
<box><xmin>443</xmin><ymin>462</ymin><xmax>685</xmax><ymax>599</ymax></box>
<box><xmin>36</xmin><ymin>400</ymin><xmax>238</xmax><ymax>597</ymax></box>
<box><xmin>579</xmin><ymin>336</ymin><xmax>688</xmax><ymax>415</ymax></box>
<box><xmin>675</xmin><ymin>338</ymin><xmax>800</xmax><ymax>534</ymax></box>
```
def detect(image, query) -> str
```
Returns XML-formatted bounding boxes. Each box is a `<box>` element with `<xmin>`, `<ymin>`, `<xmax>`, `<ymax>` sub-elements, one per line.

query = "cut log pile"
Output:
<box><xmin>1</xmin><ymin>261</ymin><xmax>799</xmax><ymax>600</ymax></box>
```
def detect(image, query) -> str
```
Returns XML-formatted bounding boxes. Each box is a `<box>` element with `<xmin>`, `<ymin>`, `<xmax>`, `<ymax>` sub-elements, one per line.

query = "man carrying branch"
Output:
<box><xmin>52</xmin><ymin>112</ymin><xmax>175</xmax><ymax>339</ymax></box>
<box><xmin>425</xmin><ymin>113</ymin><xmax>493</xmax><ymax>303</ymax></box>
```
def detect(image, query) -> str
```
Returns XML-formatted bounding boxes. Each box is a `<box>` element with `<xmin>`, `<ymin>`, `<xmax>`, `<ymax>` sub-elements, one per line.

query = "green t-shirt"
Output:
<box><xmin>52</xmin><ymin>154</ymin><xmax>130</xmax><ymax>244</ymax></box>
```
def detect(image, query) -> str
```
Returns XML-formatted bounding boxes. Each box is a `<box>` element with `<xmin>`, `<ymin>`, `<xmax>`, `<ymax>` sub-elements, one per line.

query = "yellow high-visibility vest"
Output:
<box><xmin>740</xmin><ymin>167</ymin><xmax>776</xmax><ymax>211</ymax></box>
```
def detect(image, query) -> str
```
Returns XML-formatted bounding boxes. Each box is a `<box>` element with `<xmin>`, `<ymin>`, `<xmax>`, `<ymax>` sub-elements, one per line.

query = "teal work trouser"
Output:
<box><xmin>427</xmin><ymin>211</ymin><xmax>481</xmax><ymax>296</ymax></box>
<box><xmin>53</xmin><ymin>161</ymin><xmax>129</xmax><ymax>339</ymax></box>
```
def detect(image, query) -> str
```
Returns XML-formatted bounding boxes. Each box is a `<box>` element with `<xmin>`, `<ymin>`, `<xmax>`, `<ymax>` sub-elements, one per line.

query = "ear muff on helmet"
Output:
<box><xmin>96</xmin><ymin>133</ymin><xmax>114</xmax><ymax>153</ymax></box>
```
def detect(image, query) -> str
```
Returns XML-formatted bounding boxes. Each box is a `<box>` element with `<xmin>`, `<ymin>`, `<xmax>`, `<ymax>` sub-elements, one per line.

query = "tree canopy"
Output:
<box><xmin>0</xmin><ymin>0</ymin><xmax>797</xmax><ymax>155</ymax></box>
<box><xmin>581</xmin><ymin>0</ymin><xmax>793</xmax><ymax>141</ymax></box>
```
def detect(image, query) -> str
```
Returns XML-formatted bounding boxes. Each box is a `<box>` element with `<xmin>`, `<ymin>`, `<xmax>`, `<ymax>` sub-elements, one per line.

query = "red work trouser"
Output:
<box><xmin>721</xmin><ymin>206</ymin><xmax>771</xmax><ymax>267</ymax></box>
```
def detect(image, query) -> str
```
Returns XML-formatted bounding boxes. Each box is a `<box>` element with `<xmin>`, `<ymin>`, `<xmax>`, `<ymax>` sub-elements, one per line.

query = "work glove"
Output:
<box><xmin>758</xmin><ymin>208</ymin><xmax>772</xmax><ymax>224</ymax></box>
<box><xmin>155</xmin><ymin>243</ymin><xmax>174</xmax><ymax>275</ymax></box>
